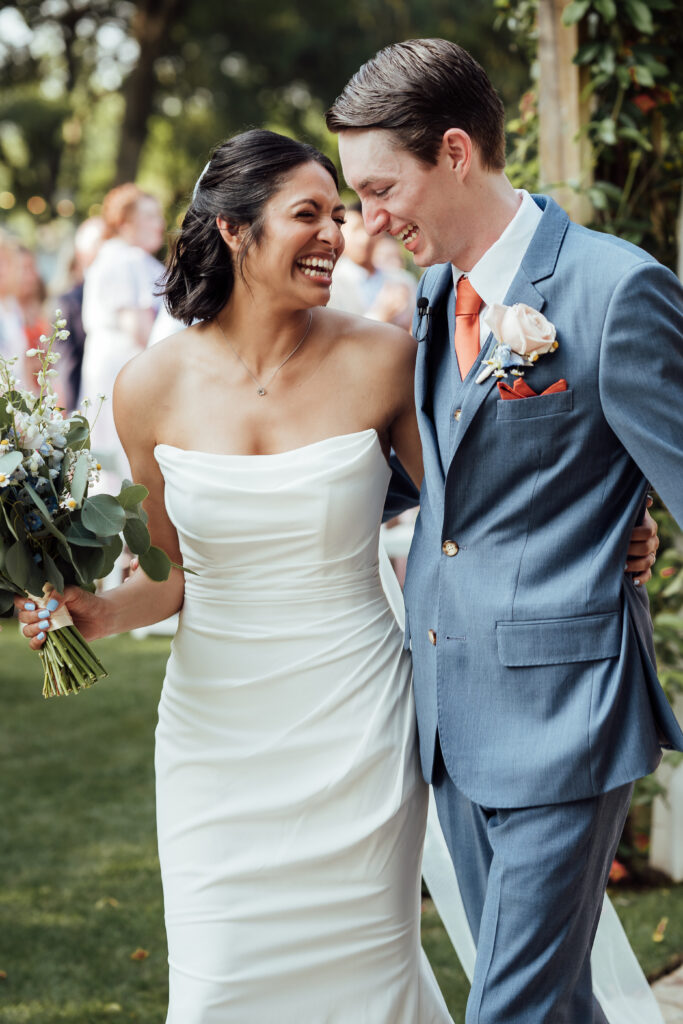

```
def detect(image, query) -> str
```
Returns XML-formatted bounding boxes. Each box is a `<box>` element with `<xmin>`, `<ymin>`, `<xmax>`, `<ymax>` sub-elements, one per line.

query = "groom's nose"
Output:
<box><xmin>361</xmin><ymin>200</ymin><xmax>388</xmax><ymax>237</ymax></box>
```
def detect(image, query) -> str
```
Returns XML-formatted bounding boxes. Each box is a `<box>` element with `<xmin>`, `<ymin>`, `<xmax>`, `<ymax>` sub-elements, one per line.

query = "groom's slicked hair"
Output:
<box><xmin>162</xmin><ymin>129</ymin><xmax>338</xmax><ymax>325</ymax></box>
<box><xmin>326</xmin><ymin>38</ymin><xmax>506</xmax><ymax>171</ymax></box>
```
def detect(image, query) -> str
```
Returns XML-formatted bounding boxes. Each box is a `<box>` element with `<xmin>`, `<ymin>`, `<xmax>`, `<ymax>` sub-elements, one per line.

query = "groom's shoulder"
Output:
<box><xmin>564</xmin><ymin>219</ymin><xmax>657</xmax><ymax>272</ymax></box>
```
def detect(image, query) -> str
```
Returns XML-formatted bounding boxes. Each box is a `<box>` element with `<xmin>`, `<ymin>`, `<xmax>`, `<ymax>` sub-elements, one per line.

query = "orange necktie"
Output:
<box><xmin>454</xmin><ymin>276</ymin><xmax>483</xmax><ymax>380</ymax></box>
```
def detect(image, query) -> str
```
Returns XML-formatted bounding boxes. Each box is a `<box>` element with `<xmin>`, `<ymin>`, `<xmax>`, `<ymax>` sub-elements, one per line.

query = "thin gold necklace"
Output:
<box><xmin>216</xmin><ymin>311</ymin><xmax>313</xmax><ymax>397</ymax></box>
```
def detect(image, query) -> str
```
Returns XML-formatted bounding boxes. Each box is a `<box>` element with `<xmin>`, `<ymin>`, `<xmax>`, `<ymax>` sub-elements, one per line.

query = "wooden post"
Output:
<box><xmin>537</xmin><ymin>0</ymin><xmax>593</xmax><ymax>224</ymax></box>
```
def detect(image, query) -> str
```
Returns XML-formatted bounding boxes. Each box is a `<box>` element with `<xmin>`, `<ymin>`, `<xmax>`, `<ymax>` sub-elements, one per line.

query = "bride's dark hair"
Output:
<box><xmin>162</xmin><ymin>129</ymin><xmax>339</xmax><ymax>325</ymax></box>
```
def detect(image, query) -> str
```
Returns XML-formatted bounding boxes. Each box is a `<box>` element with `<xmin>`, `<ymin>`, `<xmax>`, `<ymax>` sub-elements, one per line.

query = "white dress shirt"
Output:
<box><xmin>451</xmin><ymin>190</ymin><xmax>542</xmax><ymax>346</ymax></box>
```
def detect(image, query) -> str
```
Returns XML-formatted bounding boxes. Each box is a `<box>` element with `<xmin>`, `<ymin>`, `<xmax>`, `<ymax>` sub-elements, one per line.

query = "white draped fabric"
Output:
<box><xmin>154</xmin><ymin>430</ymin><xmax>451</xmax><ymax>1023</ymax></box>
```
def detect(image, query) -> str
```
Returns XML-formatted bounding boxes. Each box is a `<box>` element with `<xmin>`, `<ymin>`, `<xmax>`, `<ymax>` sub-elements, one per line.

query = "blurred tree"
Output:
<box><xmin>0</xmin><ymin>0</ymin><xmax>530</xmax><ymax>220</ymax></box>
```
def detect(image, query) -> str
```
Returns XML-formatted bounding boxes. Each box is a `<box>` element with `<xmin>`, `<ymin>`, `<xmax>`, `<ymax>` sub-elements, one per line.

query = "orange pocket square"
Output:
<box><xmin>497</xmin><ymin>378</ymin><xmax>568</xmax><ymax>400</ymax></box>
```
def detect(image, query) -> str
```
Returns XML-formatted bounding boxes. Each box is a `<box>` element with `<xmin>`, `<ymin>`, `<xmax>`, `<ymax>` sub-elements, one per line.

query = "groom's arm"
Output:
<box><xmin>384</xmin><ymin>453</ymin><xmax>420</xmax><ymax>522</ymax></box>
<box><xmin>599</xmin><ymin>259</ymin><xmax>683</xmax><ymax>528</ymax></box>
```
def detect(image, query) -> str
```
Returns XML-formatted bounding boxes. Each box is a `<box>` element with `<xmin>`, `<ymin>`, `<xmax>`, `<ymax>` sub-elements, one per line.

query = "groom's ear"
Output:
<box><xmin>442</xmin><ymin>129</ymin><xmax>472</xmax><ymax>180</ymax></box>
<box><xmin>216</xmin><ymin>216</ymin><xmax>244</xmax><ymax>253</ymax></box>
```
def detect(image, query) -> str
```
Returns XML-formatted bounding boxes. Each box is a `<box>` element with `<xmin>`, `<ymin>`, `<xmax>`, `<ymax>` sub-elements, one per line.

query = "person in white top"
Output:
<box><xmin>80</xmin><ymin>183</ymin><xmax>165</xmax><ymax>493</ymax></box>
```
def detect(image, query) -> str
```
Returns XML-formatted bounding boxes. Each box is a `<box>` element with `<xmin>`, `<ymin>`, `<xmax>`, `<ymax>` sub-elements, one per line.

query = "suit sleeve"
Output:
<box><xmin>599</xmin><ymin>259</ymin><xmax>683</xmax><ymax>526</ymax></box>
<box><xmin>381</xmin><ymin>276</ymin><xmax>426</xmax><ymax>522</ymax></box>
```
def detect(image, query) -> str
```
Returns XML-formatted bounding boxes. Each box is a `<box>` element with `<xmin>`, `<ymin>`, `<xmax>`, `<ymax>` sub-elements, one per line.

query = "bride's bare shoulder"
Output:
<box><xmin>320</xmin><ymin>307</ymin><xmax>416</xmax><ymax>371</ymax></box>
<box><xmin>114</xmin><ymin>323</ymin><xmax>200</xmax><ymax>402</ymax></box>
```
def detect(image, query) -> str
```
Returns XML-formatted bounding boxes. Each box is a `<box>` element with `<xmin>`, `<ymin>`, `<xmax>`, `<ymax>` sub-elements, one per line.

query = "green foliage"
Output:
<box><xmin>497</xmin><ymin>0</ymin><xmax>683</xmax><ymax>269</ymax></box>
<box><xmin>0</xmin><ymin>0</ymin><xmax>531</xmax><ymax>223</ymax></box>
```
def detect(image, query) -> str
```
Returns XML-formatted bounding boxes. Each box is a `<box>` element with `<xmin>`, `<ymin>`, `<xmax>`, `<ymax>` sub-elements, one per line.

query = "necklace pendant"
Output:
<box><xmin>256</xmin><ymin>386</ymin><xmax>267</xmax><ymax>396</ymax></box>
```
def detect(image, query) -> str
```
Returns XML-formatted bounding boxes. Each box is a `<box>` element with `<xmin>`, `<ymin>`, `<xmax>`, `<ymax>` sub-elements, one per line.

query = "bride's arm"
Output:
<box><xmin>16</xmin><ymin>349</ymin><xmax>185</xmax><ymax>649</ymax></box>
<box><xmin>385</xmin><ymin>334</ymin><xmax>424</xmax><ymax>490</ymax></box>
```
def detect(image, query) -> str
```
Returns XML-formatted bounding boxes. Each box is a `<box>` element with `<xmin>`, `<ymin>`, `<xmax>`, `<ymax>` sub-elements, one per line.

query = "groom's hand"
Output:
<box><xmin>625</xmin><ymin>496</ymin><xmax>659</xmax><ymax>586</ymax></box>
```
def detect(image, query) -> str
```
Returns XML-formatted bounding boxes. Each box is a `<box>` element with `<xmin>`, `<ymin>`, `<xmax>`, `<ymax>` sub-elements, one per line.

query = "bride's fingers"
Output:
<box><xmin>22</xmin><ymin>618</ymin><xmax>51</xmax><ymax>648</ymax></box>
<box><xmin>625</xmin><ymin>554</ymin><xmax>654</xmax><ymax>585</ymax></box>
<box><xmin>15</xmin><ymin>591</ymin><xmax>64</xmax><ymax>627</ymax></box>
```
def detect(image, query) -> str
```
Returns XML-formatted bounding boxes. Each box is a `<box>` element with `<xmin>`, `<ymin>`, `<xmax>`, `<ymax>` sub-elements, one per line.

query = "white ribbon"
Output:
<box><xmin>28</xmin><ymin>583</ymin><xmax>73</xmax><ymax>631</ymax></box>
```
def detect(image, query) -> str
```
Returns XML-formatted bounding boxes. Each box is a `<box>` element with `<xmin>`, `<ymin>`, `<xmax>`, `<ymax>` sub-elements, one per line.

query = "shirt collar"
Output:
<box><xmin>451</xmin><ymin>190</ymin><xmax>542</xmax><ymax>309</ymax></box>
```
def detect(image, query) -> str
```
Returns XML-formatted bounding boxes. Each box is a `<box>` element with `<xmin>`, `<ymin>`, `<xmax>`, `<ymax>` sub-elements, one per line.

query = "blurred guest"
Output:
<box><xmin>80</xmin><ymin>184</ymin><xmax>164</xmax><ymax>491</ymax></box>
<box><xmin>0</xmin><ymin>232</ymin><xmax>26</xmax><ymax>368</ymax></box>
<box><xmin>53</xmin><ymin>217</ymin><xmax>105</xmax><ymax>411</ymax></box>
<box><xmin>15</xmin><ymin>246</ymin><xmax>50</xmax><ymax>394</ymax></box>
<box><xmin>328</xmin><ymin>203</ymin><xmax>416</xmax><ymax>329</ymax></box>
<box><xmin>16</xmin><ymin>246</ymin><xmax>50</xmax><ymax>351</ymax></box>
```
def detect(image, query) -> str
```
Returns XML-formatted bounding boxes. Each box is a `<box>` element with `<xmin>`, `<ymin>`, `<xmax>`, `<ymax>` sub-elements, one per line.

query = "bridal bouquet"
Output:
<box><xmin>0</xmin><ymin>314</ymin><xmax>175</xmax><ymax>698</ymax></box>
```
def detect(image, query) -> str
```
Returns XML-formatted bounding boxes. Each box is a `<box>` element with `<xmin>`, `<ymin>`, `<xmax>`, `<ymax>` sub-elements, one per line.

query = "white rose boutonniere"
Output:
<box><xmin>476</xmin><ymin>302</ymin><xmax>558</xmax><ymax>384</ymax></box>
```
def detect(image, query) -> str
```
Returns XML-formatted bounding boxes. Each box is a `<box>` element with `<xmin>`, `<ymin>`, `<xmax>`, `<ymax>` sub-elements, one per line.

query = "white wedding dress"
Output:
<box><xmin>154</xmin><ymin>427</ymin><xmax>663</xmax><ymax>1024</ymax></box>
<box><xmin>154</xmin><ymin>428</ymin><xmax>452</xmax><ymax>1023</ymax></box>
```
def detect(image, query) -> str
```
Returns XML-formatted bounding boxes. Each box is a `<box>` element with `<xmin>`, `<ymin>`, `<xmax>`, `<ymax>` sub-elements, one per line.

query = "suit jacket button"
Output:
<box><xmin>453</xmin><ymin>408</ymin><xmax>462</xmax><ymax>421</ymax></box>
<box><xmin>428</xmin><ymin>629</ymin><xmax>437</xmax><ymax>646</ymax></box>
<box><xmin>442</xmin><ymin>540</ymin><xmax>459</xmax><ymax>556</ymax></box>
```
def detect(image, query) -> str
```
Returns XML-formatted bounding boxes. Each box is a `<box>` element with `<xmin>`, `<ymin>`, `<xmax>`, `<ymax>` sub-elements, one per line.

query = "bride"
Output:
<box><xmin>18</xmin><ymin>130</ymin><xmax>661</xmax><ymax>1023</ymax></box>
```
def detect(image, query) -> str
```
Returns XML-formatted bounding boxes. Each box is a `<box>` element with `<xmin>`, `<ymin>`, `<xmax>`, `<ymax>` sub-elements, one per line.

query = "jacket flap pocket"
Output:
<box><xmin>496</xmin><ymin>611</ymin><xmax>621</xmax><ymax>667</ymax></box>
<box><xmin>496</xmin><ymin>388</ymin><xmax>573</xmax><ymax>421</ymax></box>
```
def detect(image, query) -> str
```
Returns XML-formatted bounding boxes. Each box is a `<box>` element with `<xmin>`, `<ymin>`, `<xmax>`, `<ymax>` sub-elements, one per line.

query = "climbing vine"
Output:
<box><xmin>496</xmin><ymin>0</ymin><xmax>683</xmax><ymax>270</ymax></box>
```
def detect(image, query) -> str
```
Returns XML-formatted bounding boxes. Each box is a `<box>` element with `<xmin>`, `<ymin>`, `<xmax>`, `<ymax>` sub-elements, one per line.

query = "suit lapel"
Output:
<box><xmin>414</xmin><ymin>265</ymin><xmax>453</xmax><ymax>502</ymax></box>
<box><xmin>446</xmin><ymin>197</ymin><xmax>570</xmax><ymax>467</ymax></box>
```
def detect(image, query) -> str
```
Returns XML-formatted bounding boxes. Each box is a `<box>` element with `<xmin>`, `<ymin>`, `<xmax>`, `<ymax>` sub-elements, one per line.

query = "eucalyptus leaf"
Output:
<box><xmin>5</xmin><ymin>541</ymin><xmax>32</xmax><ymax>591</ymax></box>
<box><xmin>65</xmin><ymin>519</ymin><xmax>101</xmax><ymax>547</ymax></box>
<box><xmin>0</xmin><ymin>451</ymin><xmax>23</xmax><ymax>476</ymax></box>
<box><xmin>99</xmin><ymin>535</ymin><xmax>123</xmax><ymax>580</ymax></box>
<box><xmin>118</xmin><ymin>483</ymin><xmax>149</xmax><ymax>510</ymax></box>
<box><xmin>123</xmin><ymin>517</ymin><xmax>151</xmax><ymax>556</ymax></box>
<box><xmin>139</xmin><ymin>545</ymin><xmax>172</xmax><ymax>582</ymax></box>
<box><xmin>70</xmin><ymin>452</ymin><xmax>91</xmax><ymax>505</ymax></box>
<box><xmin>0</xmin><ymin>499</ymin><xmax>18</xmax><ymax>541</ymax></box>
<box><xmin>65</xmin><ymin>415</ymin><xmax>91</xmax><ymax>449</ymax></box>
<box><xmin>43</xmin><ymin>551</ymin><xmax>65</xmax><ymax>594</ymax></box>
<box><xmin>70</xmin><ymin>543</ymin><xmax>106</xmax><ymax>585</ymax></box>
<box><xmin>22</xmin><ymin>481</ymin><xmax>68</xmax><ymax>544</ymax></box>
<box><xmin>81</xmin><ymin>494</ymin><xmax>127</xmax><ymax>537</ymax></box>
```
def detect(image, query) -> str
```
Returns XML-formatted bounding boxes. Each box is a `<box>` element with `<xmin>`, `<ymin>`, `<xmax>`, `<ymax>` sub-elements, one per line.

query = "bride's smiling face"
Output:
<box><xmin>238</xmin><ymin>162</ymin><xmax>346</xmax><ymax>305</ymax></box>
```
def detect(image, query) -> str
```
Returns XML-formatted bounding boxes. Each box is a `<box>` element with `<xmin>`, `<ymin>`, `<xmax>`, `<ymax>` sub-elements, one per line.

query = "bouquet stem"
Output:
<box><xmin>39</xmin><ymin>625</ymin><xmax>108</xmax><ymax>698</ymax></box>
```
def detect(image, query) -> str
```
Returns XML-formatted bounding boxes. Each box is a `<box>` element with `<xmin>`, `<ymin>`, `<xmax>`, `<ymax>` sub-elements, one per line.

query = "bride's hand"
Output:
<box><xmin>15</xmin><ymin>587</ymin><xmax>105</xmax><ymax>650</ymax></box>
<box><xmin>625</xmin><ymin>496</ymin><xmax>659</xmax><ymax>586</ymax></box>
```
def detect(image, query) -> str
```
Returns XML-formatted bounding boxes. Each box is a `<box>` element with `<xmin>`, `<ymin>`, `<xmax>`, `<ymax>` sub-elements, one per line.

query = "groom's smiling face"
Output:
<box><xmin>338</xmin><ymin>128</ymin><xmax>464</xmax><ymax>269</ymax></box>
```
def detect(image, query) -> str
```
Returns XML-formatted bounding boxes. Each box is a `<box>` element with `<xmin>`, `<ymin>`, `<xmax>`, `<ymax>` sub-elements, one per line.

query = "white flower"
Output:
<box><xmin>54</xmin><ymin>308</ymin><xmax>63</xmax><ymax>318</ymax></box>
<box><xmin>56</xmin><ymin>318</ymin><xmax>67</xmax><ymax>329</ymax></box>
<box><xmin>96</xmin><ymin>392</ymin><xmax>107</xmax><ymax>402</ymax></box>
<box><xmin>60</xmin><ymin>495</ymin><xmax>78</xmax><ymax>511</ymax></box>
<box><xmin>46</xmin><ymin>369</ymin><xmax>58</xmax><ymax>378</ymax></box>
<box><xmin>26</xmin><ymin>348</ymin><xmax>41</xmax><ymax>358</ymax></box>
<box><xmin>0</xmin><ymin>473</ymin><xmax>10</xmax><ymax>488</ymax></box>
<box><xmin>57</xmin><ymin>330</ymin><xmax>70</xmax><ymax>340</ymax></box>
<box><xmin>6</xmin><ymin>403</ymin><xmax>14</xmax><ymax>413</ymax></box>
<box><xmin>39</xmin><ymin>334</ymin><xmax>49</xmax><ymax>344</ymax></box>
<box><xmin>484</xmin><ymin>303</ymin><xmax>557</xmax><ymax>358</ymax></box>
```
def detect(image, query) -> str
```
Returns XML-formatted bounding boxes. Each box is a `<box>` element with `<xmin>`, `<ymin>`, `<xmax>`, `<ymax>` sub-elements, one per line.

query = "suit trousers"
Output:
<box><xmin>432</xmin><ymin>738</ymin><xmax>633</xmax><ymax>1023</ymax></box>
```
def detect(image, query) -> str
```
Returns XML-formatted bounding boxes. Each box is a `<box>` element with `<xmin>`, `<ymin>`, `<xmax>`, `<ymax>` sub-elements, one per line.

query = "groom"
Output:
<box><xmin>327</xmin><ymin>38</ymin><xmax>683</xmax><ymax>1022</ymax></box>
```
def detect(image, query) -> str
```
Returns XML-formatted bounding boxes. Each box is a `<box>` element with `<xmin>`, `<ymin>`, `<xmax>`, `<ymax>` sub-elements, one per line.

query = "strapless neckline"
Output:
<box><xmin>154</xmin><ymin>427</ymin><xmax>379</xmax><ymax>462</ymax></box>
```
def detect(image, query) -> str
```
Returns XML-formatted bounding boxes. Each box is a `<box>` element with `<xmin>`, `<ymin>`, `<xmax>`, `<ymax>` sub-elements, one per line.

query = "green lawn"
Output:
<box><xmin>1</xmin><ymin>627</ymin><xmax>681</xmax><ymax>1023</ymax></box>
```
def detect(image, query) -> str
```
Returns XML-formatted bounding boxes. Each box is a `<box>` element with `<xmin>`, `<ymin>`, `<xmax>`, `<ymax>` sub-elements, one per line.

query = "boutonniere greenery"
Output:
<box><xmin>476</xmin><ymin>303</ymin><xmax>558</xmax><ymax>384</ymax></box>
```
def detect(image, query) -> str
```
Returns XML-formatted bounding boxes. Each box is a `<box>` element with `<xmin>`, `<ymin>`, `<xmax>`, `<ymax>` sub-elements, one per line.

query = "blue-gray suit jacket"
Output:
<box><xmin>401</xmin><ymin>195</ymin><xmax>683</xmax><ymax>808</ymax></box>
